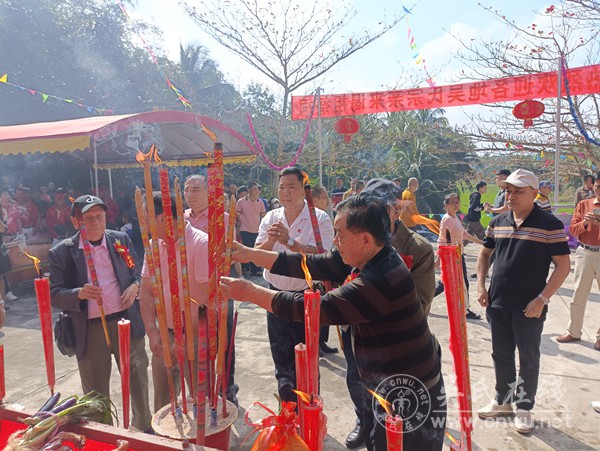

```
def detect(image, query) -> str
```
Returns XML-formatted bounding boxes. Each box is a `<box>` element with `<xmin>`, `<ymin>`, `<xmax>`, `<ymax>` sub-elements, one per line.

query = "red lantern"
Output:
<box><xmin>334</xmin><ymin>118</ymin><xmax>360</xmax><ymax>143</ymax></box>
<box><xmin>513</xmin><ymin>99</ymin><xmax>545</xmax><ymax>128</ymax></box>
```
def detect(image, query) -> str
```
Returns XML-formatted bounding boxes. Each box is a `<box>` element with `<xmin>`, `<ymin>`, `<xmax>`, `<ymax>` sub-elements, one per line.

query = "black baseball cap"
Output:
<box><xmin>71</xmin><ymin>195</ymin><xmax>108</xmax><ymax>216</ymax></box>
<box><xmin>363</xmin><ymin>178</ymin><xmax>402</xmax><ymax>205</ymax></box>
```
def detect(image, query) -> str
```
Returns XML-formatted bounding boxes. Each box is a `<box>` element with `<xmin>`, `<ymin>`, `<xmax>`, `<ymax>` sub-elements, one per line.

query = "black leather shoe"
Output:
<box><xmin>320</xmin><ymin>342</ymin><xmax>339</xmax><ymax>354</ymax></box>
<box><xmin>345</xmin><ymin>424</ymin><xmax>364</xmax><ymax>448</ymax></box>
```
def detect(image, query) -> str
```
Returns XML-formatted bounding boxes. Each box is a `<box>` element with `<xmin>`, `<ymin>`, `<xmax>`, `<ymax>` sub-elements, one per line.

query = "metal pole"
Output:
<box><xmin>554</xmin><ymin>56</ymin><xmax>562</xmax><ymax>207</ymax></box>
<box><xmin>317</xmin><ymin>88</ymin><xmax>323</xmax><ymax>188</ymax></box>
<box><xmin>89</xmin><ymin>163</ymin><xmax>94</xmax><ymax>193</ymax></box>
<box><xmin>93</xmin><ymin>142</ymin><xmax>99</xmax><ymax>196</ymax></box>
<box><xmin>108</xmin><ymin>168</ymin><xmax>113</xmax><ymax>198</ymax></box>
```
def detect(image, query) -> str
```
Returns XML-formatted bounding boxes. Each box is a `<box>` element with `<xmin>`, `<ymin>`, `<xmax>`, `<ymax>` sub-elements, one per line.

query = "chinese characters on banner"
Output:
<box><xmin>291</xmin><ymin>64</ymin><xmax>600</xmax><ymax>120</ymax></box>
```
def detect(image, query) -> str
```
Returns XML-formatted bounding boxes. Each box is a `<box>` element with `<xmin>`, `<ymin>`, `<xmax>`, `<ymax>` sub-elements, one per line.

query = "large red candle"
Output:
<box><xmin>301</xmin><ymin>395</ymin><xmax>326</xmax><ymax>451</ymax></box>
<box><xmin>34</xmin><ymin>277</ymin><xmax>55</xmax><ymax>395</ymax></box>
<box><xmin>386</xmin><ymin>415</ymin><xmax>403</xmax><ymax>451</ymax></box>
<box><xmin>295</xmin><ymin>344</ymin><xmax>308</xmax><ymax>435</ymax></box>
<box><xmin>0</xmin><ymin>344</ymin><xmax>5</xmax><ymax>401</ymax></box>
<box><xmin>118</xmin><ymin>319</ymin><xmax>131</xmax><ymax>429</ymax></box>
<box><xmin>304</xmin><ymin>289</ymin><xmax>321</xmax><ymax>396</ymax></box>
<box><xmin>196</xmin><ymin>306</ymin><xmax>208</xmax><ymax>445</ymax></box>
<box><xmin>439</xmin><ymin>244</ymin><xmax>473</xmax><ymax>451</ymax></box>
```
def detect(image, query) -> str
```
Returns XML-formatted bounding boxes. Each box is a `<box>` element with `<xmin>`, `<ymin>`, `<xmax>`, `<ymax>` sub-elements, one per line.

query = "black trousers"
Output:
<box><xmin>240</xmin><ymin>231</ymin><xmax>259</xmax><ymax>273</ymax></box>
<box><xmin>342</xmin><ymin>327</ymin><xmax>367</xmax><ymax>425</ymax></box>
<box><xmin>266</xmin><ymin>310</ymin><xmax>307</xmax><ymax>402</ymax></box>
<box><xmin>486</xmin><ymin>306</ymin><xmax>546</xmax><ymax>411</ymax></box>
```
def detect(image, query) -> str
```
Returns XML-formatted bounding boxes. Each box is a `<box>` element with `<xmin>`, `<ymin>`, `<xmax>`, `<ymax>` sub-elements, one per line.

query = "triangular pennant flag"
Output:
<box><xmin>28</xmin><ymin>89</ymin><xmax>36</xmax><ymax>95</ymax></box>
<box><xmin>65</xmin><ymin>99</ymin><xmax>74</xmax><ymax>103</ymax></box>
<box><xmin>41</xmin><ymin>93</ymin><xmax>49</xmax><ymax>103</ymax></box>
<box><xmin>86</xmin><ymin>106</ymin><xmax>94</xmax><ymax>113</ymax></box>
<box><xmin>0</xmin><ymin>74</ymin><xmax>6</xmax><ymax>83</ymax></box>
<box><xmin>459</xmin><ymin>214</ymin><xmax>465</xmax><ymax>220</ymax></box>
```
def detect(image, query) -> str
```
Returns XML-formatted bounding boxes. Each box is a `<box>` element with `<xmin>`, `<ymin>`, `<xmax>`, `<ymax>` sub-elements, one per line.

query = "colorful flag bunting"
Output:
<box><xmin>0</xmin><ymin>72</ymin><xmax>110</xmax><ymax>115</ymax></box>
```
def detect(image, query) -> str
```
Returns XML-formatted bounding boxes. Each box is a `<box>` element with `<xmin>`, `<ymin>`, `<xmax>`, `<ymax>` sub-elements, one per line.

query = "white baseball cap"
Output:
<box><xmin>499</xmin><ymin>169</ymin><xmax>539</xmax><ymax>190</ymax></box>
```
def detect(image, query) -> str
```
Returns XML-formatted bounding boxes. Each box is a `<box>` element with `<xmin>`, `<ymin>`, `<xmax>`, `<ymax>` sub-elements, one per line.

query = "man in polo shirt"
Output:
<box><xmin>222</xmin><ymin>193</ymin><xmax>446</xmax><ymax>451</ymax></box>
<box><xmin>476</xmin><ymin>169</ymin><xmax>571</xmax><ymax>434</ymax></box>
<box><xmin>237</xmin><ymin>181</ymin><xmax>266</xmax><ymax>275</ymax></box>
<box><xmin>534</xmin><ymin>181</ymin><xmax>553</xmax><ymax>212</ymax></box>
<box><xmin>556</xmin><ymin>173</ymin><xmax>600</xmax><ymax>351</ymax></box>
<box><xmin>49</xmin><ymin>195</ymin><xmax>152</xmax><ymax>432</ymax></box>
<box><xmin>255</xmin><ymin>166</ymin><xmax>334</xmax><ymax>404</ymax></box>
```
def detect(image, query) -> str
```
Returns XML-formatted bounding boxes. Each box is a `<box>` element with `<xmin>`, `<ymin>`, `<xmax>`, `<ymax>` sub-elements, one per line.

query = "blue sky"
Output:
<box><xmin>136</xmin><ymin>0</ymin><xmax>555</xmax><ymax>124</ymax></box>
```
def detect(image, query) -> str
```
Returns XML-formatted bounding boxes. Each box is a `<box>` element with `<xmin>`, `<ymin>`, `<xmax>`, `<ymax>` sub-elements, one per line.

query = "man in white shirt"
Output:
<box><xmin>255</xmin><ymin>167</ymin><xmax>334</xmax><ymax>402</ymax></box>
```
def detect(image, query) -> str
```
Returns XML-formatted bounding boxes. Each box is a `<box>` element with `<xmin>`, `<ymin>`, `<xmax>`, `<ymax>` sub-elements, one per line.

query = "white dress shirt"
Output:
<box><xmin>256</xmin><ymin>201</ymin><xmax>334</xmax><ymax>291</ymax></box>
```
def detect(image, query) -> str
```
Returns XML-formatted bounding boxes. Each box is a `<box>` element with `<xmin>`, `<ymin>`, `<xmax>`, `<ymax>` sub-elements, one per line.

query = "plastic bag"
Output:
<box><xmin>246</xmin><ymin>401</ymin><xmax>309</xmax><ymax>451</ymax></box>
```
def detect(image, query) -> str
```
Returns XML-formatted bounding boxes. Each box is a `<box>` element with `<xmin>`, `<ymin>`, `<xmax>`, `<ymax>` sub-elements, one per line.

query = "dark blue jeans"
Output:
<box><xmin>486</xmin><ymin>306</ymin><xmax>546</xmax><ymax>411</ymax></box>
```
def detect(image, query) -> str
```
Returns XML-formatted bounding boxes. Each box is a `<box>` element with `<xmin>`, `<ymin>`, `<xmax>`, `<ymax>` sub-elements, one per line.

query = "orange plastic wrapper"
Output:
<box><xmin>246</xmin><ymin>401</ymin><xmax>309</xmax><ymax>451</ymax></box>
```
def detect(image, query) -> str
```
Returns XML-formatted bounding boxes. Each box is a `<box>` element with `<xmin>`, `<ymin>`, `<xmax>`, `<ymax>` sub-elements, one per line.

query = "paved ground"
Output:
<box><xmin>1</xmin><ymin>243</ymin><xmax>599</xmax><ymax>450</ymax></box>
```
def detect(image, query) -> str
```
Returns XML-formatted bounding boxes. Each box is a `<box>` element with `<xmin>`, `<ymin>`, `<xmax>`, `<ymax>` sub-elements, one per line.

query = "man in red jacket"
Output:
<box><xmin>45</xmin><ymin>189</ymin><xmax>73</xmax><ymax>241</ymax></box>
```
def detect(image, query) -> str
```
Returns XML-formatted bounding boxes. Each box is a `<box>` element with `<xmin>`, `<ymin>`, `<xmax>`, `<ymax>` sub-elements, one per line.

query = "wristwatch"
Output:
<box><xmin>538</xmin><ymin>293</ymin><xmax>550</xmax><ymax>305</ymax></box>
<box><xmin>286</xmin><ymin>238</ymin><xmax>295</xmax><ymax>248</ymax></box>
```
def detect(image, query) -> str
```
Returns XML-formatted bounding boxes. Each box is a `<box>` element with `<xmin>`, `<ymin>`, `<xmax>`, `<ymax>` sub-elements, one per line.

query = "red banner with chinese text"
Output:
<box><xmin>291</xmin><ymin>64</ymin><xmax>600</xmax><ymax>120</ymax></box>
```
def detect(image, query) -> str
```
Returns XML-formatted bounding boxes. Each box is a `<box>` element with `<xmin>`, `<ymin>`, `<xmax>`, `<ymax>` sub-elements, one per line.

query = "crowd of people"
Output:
<box><xmin>0</xmin><ymin>167</ymin><xmax>599</xmax><ymax>450</ymax></box>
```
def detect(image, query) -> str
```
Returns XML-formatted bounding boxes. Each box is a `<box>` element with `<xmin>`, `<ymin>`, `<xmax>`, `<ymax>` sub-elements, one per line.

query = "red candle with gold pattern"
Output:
<box><xmin>118</xmin><ymin>319</ymin><xmax>131</xmax><ymax>429</ymax></box>
<box><xmin>304</xmin><ymin>289</ymin><xmax>321</xmax><ymax>396</ymax></box>
<box><xmin>386</xmin><ymin>415</ymin><xmax>403</xmax><ymax>451</ymax></box>
<box><xmin>34</xmin><ymin>275</ymin><xmax>55</xmax><ymax>395</ymax></box>
<box><xmin>302</xmin><ymin>395</ymin><xmax>326</xmax><ymax>451</ymax></box>
<box><xmin>0</xmin><ymin>344</ymin><xmax>5</xmax><ymax>401</ymax></box>
<box><xmin>196</xmin><ymin>305</ymin><xmax>208</xmax><ymax>445</ymax></box>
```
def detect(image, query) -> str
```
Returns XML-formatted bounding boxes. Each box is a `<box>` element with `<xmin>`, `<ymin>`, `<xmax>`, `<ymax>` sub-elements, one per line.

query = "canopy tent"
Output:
<box><xmin>0</xmin><ymin>110</ymin><xmax>257</xmax><ymax>194</ymax></box>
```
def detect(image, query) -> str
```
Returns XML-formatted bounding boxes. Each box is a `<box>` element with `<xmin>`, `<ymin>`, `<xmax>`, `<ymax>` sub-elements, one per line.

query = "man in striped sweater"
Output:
<box><xmin>221</xmin><ymin>194</ymin><xmax>446</xmax><ymax>451</ymax></box>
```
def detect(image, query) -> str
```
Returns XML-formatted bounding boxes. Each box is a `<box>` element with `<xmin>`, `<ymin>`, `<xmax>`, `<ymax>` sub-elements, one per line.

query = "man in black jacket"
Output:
<box><xmin>465</xmin><ymin>181</ymin><xmax>488</xmax><ymax>241</ymax></box>
<box><xmin>49</xmin><ymin>195</ymin><xmax>152</xmax><ymax>432</ymax></box>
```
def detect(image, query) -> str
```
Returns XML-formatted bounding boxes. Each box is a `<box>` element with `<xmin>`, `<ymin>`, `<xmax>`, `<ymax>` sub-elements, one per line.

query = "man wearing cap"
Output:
<box><xmin>556</xmin><ymin>172</ymin><xmax>600</xmax><ymax>351</ymax></box>
<box><xmin>476</xmin><ymin>169</ymin><xmax>571</xmax><ymax>434</ymax></box>
<box><xmin>341</xmin><ymin>177</ymin><xmax>436</xmax><ymax>448</ymax></box>
<box><xmin>534</xmin><ymin>181</ymin><xmax>553</xmax><ymax>212</ymax></box>
<box><xmin>49</xmin><ymin>194</ymin><xmax>152</xmax><ymax>433</ymax></box>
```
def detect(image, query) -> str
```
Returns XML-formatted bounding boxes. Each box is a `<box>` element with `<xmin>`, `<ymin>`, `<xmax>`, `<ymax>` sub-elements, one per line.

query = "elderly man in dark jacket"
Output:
<box><xmin>49</xmin><ymin>195</ymin><xmax>152</xmax><ymax>432</ymax></box>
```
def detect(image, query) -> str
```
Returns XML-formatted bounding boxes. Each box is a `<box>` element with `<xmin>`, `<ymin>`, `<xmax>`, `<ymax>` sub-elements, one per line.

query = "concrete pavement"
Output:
<box><xmin>1</xmin><ymin>243</ymin><xmax>599</xmax><ymax>450</ymax></box>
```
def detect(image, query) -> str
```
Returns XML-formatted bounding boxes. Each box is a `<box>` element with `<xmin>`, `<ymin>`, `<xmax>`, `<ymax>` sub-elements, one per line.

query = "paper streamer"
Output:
<box><xmin>114</xmin><ymin>0</ymin><xmax>191</xmax><ymax>108</ymax></box>
<box><xmin>402</xmin><ymin>5</ymin><xmax>435</xmax><ymax>87</ymax></box>
<box><xmin>0</xmin><ymin>73</ymin><xmax>110</xmax><ymax>115</ymax></box>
